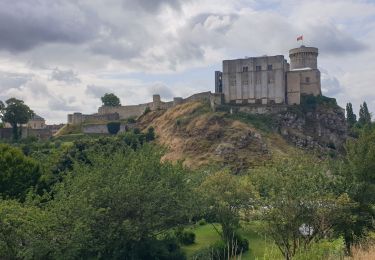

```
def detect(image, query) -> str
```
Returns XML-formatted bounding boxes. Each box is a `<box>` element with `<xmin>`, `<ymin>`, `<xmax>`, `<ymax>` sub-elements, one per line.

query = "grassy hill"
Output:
<box><xmin>137</xmin><ymin>101</ymin><xmax>300</xmax><ymax>171</ymax></box>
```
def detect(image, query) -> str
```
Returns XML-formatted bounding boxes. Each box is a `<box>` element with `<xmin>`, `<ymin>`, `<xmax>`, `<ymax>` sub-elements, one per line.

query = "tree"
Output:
<box><xmin>0</xmin><ymin>98</ymin><xmax>34</xmax><ymax>140</ymax></box>
<box><xmin>107</xmin><ymin>121</ymin><xmax>121</xmax><ymax>135</ymax></box>
<box><xmin>145</xmin><ymin>127</ymin><xmax>155</xmax><ymax>142</ymax></box>
<box><xmin>358</xmin><ymin>101</ymin><xmax>371</xmax><ymax>126</ymax></box>
<box><xmin>251</xmin><ymin>156</ymin><xmax>350</xmax><ymax>260</ymax></box>
<box><xmin>346</xmin><ymin>103</ymin><xmax>357</xmax><ymax>128</ymax></box>
<box><xmin>101</xmin><ymin>93</ymin><xmax>121</xmax><ymax>107</ymax></box>
<box><xmin>51</xmin><ymin>145</ymin><xmax>191</xmax><ymax>258</ymax></box>
<box><xmin>0</xmin><ymin>144</ymin><xmax>41</xmax><ymax>200</ymax></box>
<box><xmin>336</xmin><ymin>127</ymin><xmax>375</xmax><ymax>251</ymax></box>
<box><xmin>199</xmin><ymin>170</ymin><xmax>255</xmax><ymax>245</ymax></box>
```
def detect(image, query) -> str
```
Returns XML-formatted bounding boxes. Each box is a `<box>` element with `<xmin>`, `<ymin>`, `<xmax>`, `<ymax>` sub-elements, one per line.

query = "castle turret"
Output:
<box><xmin>289</xmin><ymin>45</ymin><xmax>318</xmax><ymax>70</ymax></box>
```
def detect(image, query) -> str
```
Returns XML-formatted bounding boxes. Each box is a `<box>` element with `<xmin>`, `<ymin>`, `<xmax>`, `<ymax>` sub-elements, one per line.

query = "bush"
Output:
<box><xmin>145</xmin><ymin>127</ymin><xmax>155</xmax><ymax>142</ymax></box>
<box><xmin>198</xmin><ymin>219</ymin><xmax>206</xmax><ymax>226</ymax></box>
<box><xmin>107</xmin><ymin>122</ymin><xmax>121</xmax><ymax>135</ymax></box>
<box><xmin>143</xmin><ymin>107</ymin><xmax>151</xmax><ymax>115</ymax></box>
<box><xmin>127</xmin><ymin>117</ymin><xmax>136</xmax><ymax>124</ymax></box>
<box><xmin>175</xmin><ymin>227</ymin><xmax>195</xmax><ymax>245</ymax></box>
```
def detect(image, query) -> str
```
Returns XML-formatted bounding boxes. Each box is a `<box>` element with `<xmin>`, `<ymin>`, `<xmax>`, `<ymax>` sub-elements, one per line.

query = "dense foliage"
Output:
<box><xmin>101</xmin><ymin>93</ymin><xmax>121</xmax><ymax>107</ymax></box>
<box><xmin>0</xmin><ymin>144</ymin><xmax>41</xmax><ymax>200</ymax></box>
<box><xmin>0</xmin><ymin>96</ymin><xmax>374</xmax><ymax>259</ymax></box>
<box><xmin>0</xmin><ymin>98</ymin><xmax>34</xmax><ymax>140</ymax></box>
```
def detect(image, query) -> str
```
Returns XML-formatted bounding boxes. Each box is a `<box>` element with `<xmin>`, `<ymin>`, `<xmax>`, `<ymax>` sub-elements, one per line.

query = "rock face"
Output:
<box><xmin>279</xmin><ymin>105</ymin><xmax>348</xmax><ymax>151</ymax></box>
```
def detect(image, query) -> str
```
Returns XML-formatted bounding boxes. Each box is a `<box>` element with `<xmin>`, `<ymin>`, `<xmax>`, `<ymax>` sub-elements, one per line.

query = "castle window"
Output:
<box><xmin>306</xmin><ymin>77</ymin><xmax>310</xmax><ymax>83</ymax></box>
<box><xmin>267</xmin><ymin>65</ymin><xmax>272</xmax><ymax>71</ymax></box>
<box><xmin>243</xmin><ymin>66</ymin><xmax>248</xmax><ymax>72</ymax></box>
<box><xmin>256</xmin><ymin>65</ymin><xmax>261</xmax><ymax>71</ymax></box>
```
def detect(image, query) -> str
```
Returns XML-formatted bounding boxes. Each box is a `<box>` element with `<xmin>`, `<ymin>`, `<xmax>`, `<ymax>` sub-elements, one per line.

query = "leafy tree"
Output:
<box><xmin>0</xmin><ymin>144</ymin><xmax>41</xmax><ymax>200</ymax></box>
<box><xmin>0</xmin><ymin>200</ymin><xmax>53</xmax><ymax>259</ymax></box>
<box><xmin>199</xmin><ymin>170</ymin><xmax>255</xmax><ymax>247</ymax></box>
<box><xmin>346</xmin><ymin>103</ymin><xmax>357</xmax><ymax>128</ymax></box>
<box><xmin>251</xmin><ymin>156</ymin><xmax>350</xmax><ymax>260</ymax></box>
<box><xmin>101</xmin><ymin>93</ymin><xmax>121</xmax><ymax>107</ymax></box>
<box><xmin>358</xmin><ymin>101</ymin><xmax>372</xmax><ymax>126</ymax></box>
<box><xmin>145</xmin><ymin>127</ymin><xmax>155</xmax><ymax>142</ymax></box>
<box><xmin>47</xmin><ymin>145</ymin><xmax>193</xmax><ymax>258</ymax></box>
<box><xmin>107</xmin><ymin>121</ymin><xmax>121</xmax><ymax>135</ymax></box>
<box><xmin>336</xmin><ymin>127</ymin><xmax>375</xmax><ymax>251</ymax></box>
<box><xmin>0</xmin><ymin>98</ymin><xmax>34</xmax><ymax>140</ymax></box>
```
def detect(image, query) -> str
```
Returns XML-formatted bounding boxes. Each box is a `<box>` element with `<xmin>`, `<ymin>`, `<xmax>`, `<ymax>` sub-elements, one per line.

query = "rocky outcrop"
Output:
<box><xmin>278</xmin><ymin>105</ymin><xmax>348</xmax><ymax>151</ymax></box>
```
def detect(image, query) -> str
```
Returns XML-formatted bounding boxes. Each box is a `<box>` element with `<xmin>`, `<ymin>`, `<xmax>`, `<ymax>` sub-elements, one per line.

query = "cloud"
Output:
<box><xmin>320</xmin><ymin>69</ymin><xmax>342</xmax><ymax>97</ymax></box>
<box><xmin>86</xmin><ymin>85</ymin><xmax>107</xmax><ymax>98</ymax></box>
<box><xmin>306</xmin><ymin>23</ymin><xmax>368</xmax><ymax>55</ymax></box>
<box><xmin>0</xmin><ymin>71</ymin><xmax>33</xmax><ymax>90</ymax></box>
<box><xmin>51</xmin><ymin>68</ymin><xmax>81</xmax><ymax>84</ymax></box>
<box><xmin>0</xmin><ymin>0</ymin><xmax>100</xmax><ymax>52</ymax></box>
<box><xmin>148</xmin><ymin>84</ymin><xmax>175</xmax><ymax>99</ymax></box>
<box><xmin>48</xmin><ymin>97</ymin><xmax>80</xmax><ymax>111</ymax></box>
<box><xmin>122</xmin><ymin>0</ymin><xmax>187</xmax><ymax>12</ymax></box>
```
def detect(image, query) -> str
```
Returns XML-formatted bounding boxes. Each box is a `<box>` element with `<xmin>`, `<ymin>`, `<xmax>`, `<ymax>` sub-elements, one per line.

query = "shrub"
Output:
<box><xmin>198</xmin><ymin>219</ymin><xmax>206</xmax><ymax>226</ymax></box>
<box><xmin>143</xmin><ymin>107</ymin><xmax>151</xmax><ymax>115</ymax></box>
<box><xmin>145</xmin><ymin>127</ymin><xmax>155</xmax><ymax>142</ymax></box>
<box><xmin>127</xmin><ymin>117</ymin><xmax>136</xmax><ymax>124</ymax></box>
<box><xmin>107</xmin><ymin>122</ymin><xmax>121</xmax><ymax>135</ymax></box>
<box><xmin>175</xmin><ymin>227</ymin><xmax>195</xmax><ymax>245</ymax></box>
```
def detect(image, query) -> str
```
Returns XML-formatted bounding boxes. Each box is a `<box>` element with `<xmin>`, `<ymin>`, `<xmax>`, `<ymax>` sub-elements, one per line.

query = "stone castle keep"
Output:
<box><xmin>68</xmin><ymin>45</ymin><xmax>322</xmax><ymax>125</ymax></box>
<box><xmin>215</xmin><ymin>45</ymin><xmax>321</xmax><ymax>105</ymax></box>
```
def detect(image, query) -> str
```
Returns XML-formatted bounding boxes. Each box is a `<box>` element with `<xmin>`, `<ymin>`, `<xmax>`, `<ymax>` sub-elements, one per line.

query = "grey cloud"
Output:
<box><xmin>48</xmin><ymin>96</ymin><xmax>80</xmax><ymax>111</ymax></box>
<box><xmin>308</xmin><ymin>24</ymin><xmax>367</xmax><ymax>55</ymax></box>
<box><xmin>51</xmin><ymin>68</ymin><xmax>81</xmax><ymax>84</ymax></box>
<box><xmin>320</xmin><ymin>69</ymin><xmax>342</xmax><ymax>97</ymax></box>
<box><xmin>0</xmin><ymin>0</ymin><xmax>101</xmax><ymax>52</ymax></box>
<box><xmin>0</xmin><ymin>72</ymin><xmax>33</xmax><ymax>90</ymax></box>
<box><xmin>149</xmin><ymin>84</ymin><xmax>175</xmax><ymax>99</ymax></box>
<box><xmin>86</xmin><ymin>84</ymin><xmax>107</xmax><ymax>98</ymax></box>
<box><xmin>90</xmin><ymin>38</ymin><xmax>143</xmax><ymax>60</ymax></box>
<box><xmin>123</xmin><ymin>0</ymin><xmax>186</xmax><ymax>12</ymax></box>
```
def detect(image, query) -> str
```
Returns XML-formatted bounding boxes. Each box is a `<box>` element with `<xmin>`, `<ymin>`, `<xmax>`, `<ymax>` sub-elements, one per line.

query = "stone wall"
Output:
<box><xmin>68</xmin><ymin>112</ymin><xmax>119</xmax><ymax>125</ymax></box>
<box><xmin>0</xmin><ymin>127</ymin><xmax>52</xmax><ymax>140</ymax></box>
<box><xmin>82</xmin><ymin>123</ymin><xmax>134</xmax><ymax>134</ymax></box>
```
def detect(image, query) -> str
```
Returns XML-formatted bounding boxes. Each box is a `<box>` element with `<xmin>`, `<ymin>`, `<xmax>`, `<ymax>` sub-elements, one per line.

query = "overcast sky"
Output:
<box><xmin>0</xmin><ymin>0</ymin><xmax>374</xmax><ymax>123</ymax></box>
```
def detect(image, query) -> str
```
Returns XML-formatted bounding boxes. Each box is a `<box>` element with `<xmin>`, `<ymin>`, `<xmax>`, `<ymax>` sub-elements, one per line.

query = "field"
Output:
<box><xmin>182</xmin><ymin>222</ymin><xmax>282</xmax><ymax>260</ymax></box>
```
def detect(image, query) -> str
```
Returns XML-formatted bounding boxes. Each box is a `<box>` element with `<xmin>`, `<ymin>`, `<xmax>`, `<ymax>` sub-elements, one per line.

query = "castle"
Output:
<box><xmin>68</xmin><ymin>45</ymin><xmax>321</xmax><ymax>125</ymax></box>
<box><xmin>215</xmin><ymin>45</ymin><xmax>321</xmax><ymax>105</ymax></box>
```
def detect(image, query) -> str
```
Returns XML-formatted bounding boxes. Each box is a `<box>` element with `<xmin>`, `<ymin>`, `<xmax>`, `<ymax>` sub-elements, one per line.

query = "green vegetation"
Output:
<box><xmin>0</xmin><ymin>144</ymin><xmax>41</xmax><ymax>200</ymax></box>
<box><xmin>0</xmin><ymin>97</ymin><xmax>374</xmax><ymax>259</ymax></box>
<box><xmin>101</xmin><ymin>93</ymin><xmax>121</xmax><ymax>106</ymax></box>
<box><xmin>0</xmin><ymin>98</ymin><xmax>34</xmax><ymax>140</ymax></box>
<box><xmin>106</xmin><ymin>121</ymin><xmax>121</xmax><ymax>134</ymax></box>
<box><xmin>346</xmin><ymin>102</ymin><xmax>357</xmax><ymax>128</ymax></box>
<box><xmin>227</xmin><ymin>112</ymin><xmax>277</xmax><ymax>132</ymax></box>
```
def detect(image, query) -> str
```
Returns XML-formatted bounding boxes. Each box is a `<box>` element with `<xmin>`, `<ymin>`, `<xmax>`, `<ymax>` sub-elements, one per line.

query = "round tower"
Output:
<box><xmin>289</xmin><ymin>45</ymin><xmax>318</xmax><ymax>70</ymax></box>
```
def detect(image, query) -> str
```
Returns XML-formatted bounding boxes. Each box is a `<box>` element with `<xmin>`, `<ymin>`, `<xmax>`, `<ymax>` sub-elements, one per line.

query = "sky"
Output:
<box><xmin>0</xmin><ymin>0</ymin><xmax>374</xmax><ymax>124</ymax></box>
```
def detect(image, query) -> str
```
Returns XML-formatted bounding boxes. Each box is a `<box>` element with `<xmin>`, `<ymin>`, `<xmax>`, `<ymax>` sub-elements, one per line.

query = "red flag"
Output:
<box><xmin>297</xmin><ymin>35</ymin><xmax>303</xmax><ymax>41</ymax></box>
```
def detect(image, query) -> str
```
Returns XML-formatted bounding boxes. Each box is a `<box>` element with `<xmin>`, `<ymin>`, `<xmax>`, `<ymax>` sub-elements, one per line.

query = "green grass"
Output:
<box><xmin>182</xmin><ymin>222</ymin><xmax>282</xmax><ymax>260</ymax></box>
<box><xmin>181</xmin><ymin>224</ymin><xmax>222</xmax><ymax>258</ymax></box>
<box><xmin>240</xmin><ymin>222</ymin><xmax>282</xmax><ymax>260</ymax></box>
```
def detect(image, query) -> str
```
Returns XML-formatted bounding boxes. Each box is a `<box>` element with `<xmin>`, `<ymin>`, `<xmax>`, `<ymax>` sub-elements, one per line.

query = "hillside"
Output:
<box><xmin>137</xmin><ymin>97</ymin><xmax>347</xmax><ymax>171</ymax></box>
<box><xmin>138</xmin><ymin>102</ymin><xmax>291</xmax><ymax>171</ymax></box>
